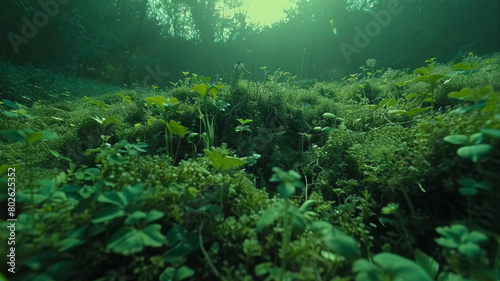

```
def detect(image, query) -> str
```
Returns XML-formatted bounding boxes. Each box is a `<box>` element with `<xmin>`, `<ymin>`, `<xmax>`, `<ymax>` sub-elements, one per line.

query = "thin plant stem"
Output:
<box><xmin>199</xmin><ymin>223</ymin><xmax>220</xmax><ymax>278</ymax></box>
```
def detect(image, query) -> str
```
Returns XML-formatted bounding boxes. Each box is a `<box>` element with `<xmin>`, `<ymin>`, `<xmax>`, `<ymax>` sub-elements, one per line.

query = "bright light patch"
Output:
<box><xmin>217</xmin><ymin>0</ymin><xmax>298</xmax><ymax>27</ymax></box>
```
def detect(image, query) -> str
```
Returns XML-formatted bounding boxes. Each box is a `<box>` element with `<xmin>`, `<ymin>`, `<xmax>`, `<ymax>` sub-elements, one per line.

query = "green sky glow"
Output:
<box><xmin>218</xmin><ymin>0</ymin><xmax>298</xmax><ymax>27</ymax></box>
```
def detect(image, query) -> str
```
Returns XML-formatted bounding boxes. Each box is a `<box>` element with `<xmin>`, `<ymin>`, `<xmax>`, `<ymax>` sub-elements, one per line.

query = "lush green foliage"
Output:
<box><xmin>1</xmin><ymin>54</ymin><xmax>500</xmax><ymax>280</ymax></box>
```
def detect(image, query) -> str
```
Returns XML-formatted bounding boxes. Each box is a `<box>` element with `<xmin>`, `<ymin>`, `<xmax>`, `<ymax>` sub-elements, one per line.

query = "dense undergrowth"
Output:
<box><xmin>1</xmin><ymin>53</ymin><xmax>500</xmax><ymax>281</ymax></box>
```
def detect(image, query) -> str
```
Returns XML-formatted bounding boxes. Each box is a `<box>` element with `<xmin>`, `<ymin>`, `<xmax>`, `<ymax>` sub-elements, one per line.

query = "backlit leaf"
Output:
<box><xmin>166</xmin><ymin>120</ymin><xmax>190</xmax><ymax>137</ymax></box>
<box><xmin>192</xmin><ymin>83</ymin><xmax>208</xmax><ymax>98</ymax></box>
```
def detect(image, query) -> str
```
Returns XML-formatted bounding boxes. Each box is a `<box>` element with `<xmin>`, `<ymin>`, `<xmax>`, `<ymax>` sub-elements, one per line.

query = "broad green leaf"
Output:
<box><xmin>322</xmin><ymin>126</ymin><xmax>333</xmax><ymax>133</ymax></box>
<box><xmin>312</xmin><ymin>126</ymin><xmax>322</xmax><ymax>133</ymax></box>
<box><xmin>469</xmin><ymin>133</ymin><xmax>483</xmax><ymax>144</ymax></box>
<box><xmin>323</xmin><ymin>229</ymin><xmax>360</xmax><ymax>262</ymax></box>
<box><xmin>49</xmin><ymin>191</ymin><xmax>67</xmax><ymax>203</ymax></box>
<box><xmin>463</xmin><ymin>231</ymin><xmax>488</xmax><ymax>243</ymax></box>
<box><xmin>167</xmin><ymin>120</ymin><xmax>190</xmax><ymax>138</ymax></box>
<box><xmin>481</xmin><ymin>128</ymin><xmax>500</xmax><ymax>138</ymax></box>
<box><xmin>457</xmin><ymin>178</ymin><xmax>476</xmax><ymax>187</ymax></box>
<box><xmin>354</xmin><ymin>253</ymin><xmax>433</xmax><ymax>281</ymax></box>
<box><xmin>163</xmin><ymin>231</ymin><xmax>200</xmax><ymax>263</ymax></box>
<box><xmin>213</xmin><ymin>100</ymin><xmax>230</xmax><ymax>111</ymax></box>
<box><xmin>237</xmin><ymin>118</ymin><xmax>253</xmax><ymax>125</ymax></box>
<box><xmin>443</xmin><ymin>134</ymin><xmax>469</xmax><ymax>145</ymax></box>
<box><xmin>436</xmin><ymin>224</ymin><xmax>468</xmax><ymax>240</ymax></box>
<box><xmin>141</xmin><ymin>224</ymin><xmax>166</xmax><ymax>247</ymax></box>
<box><xmin>373</xmin><ymin>253</ymin><xmax>433</xmax><ymax>281</ymax></box>
<box><xmin>209</xmin><ymin>86</ymin><xmax>220</xmax><ymax>99</ymax></box>
<box><xmin>84</xmin><ymin>167</ymin><xmax>100</xmax><ymax>180</ymax></box>
<box><xmin>102</xmin><ymin>117</ymin><xmax>118</xmax><ymax>128</ymax></box>
<box><xmin>435</xmin><ymin>237</ymin><xmax>458</xmax><ymax>248</ymax></box>
<box><xmin>91</xmin><ymin>206</ymin><xmax>126</xmax><ymax>223</ymax></box>
<box><xmin>406</xmin><ymin>107</ymin><xmax>431</xmax><ymax>118</ymax></box>
<box><xmin>3</xmin><ymin>111</ymin><xmax>18</xmax><ymax>118</ymax></box>
<box><xmin>204</xmin><ymin>148</ymin><xmax>246</xmax><ymax>171</ymax></box>
<box><xmin>415</xmin><ymin>250</ymin><xmax>439</xmax><ymax>279</ymax></box>
<box><xmin>58</xmin><ymin>237</ymin><xmax>85</xmax><ymax>252</ymax></box>
<box><xmin>107</xmin><ymin>224</ymin><xmax>165</xmax><ymax>255</ymax></box>
<box><xmin>164</xmin><ymin>98</ymin><xmax>180</xmax><ymax>112</ymax></box>
<box><xmin>353</xmin><ymin>259</ymin><xmax>382</xmax><ymax>281</ymax></box>
<box><xmin>322</xmin><ymin>113</ymin><xmax>336</xmax><ymax>119</ymax></box>
<box><xmin>107</xmin><ymin>227</ymin><xmax>143</xmax><ymax>255</ymax></box>
<box><xmin>235</xmin><ymin>125</ymin><xmax>251</xmax><ymax>133</ymax></box>
<box><xmin>145</xmin><ymin>210</ymin><xmax>165</xmax><ymax>224</ymax></box>
<box><xmin>414</xmin><ymin>74</ymin><xmax>446</xmax><ymax>84</ymax></box>
<box><xmin>473</xmin><ymin>181</ymin><xmax>490</xmax><ymax>191</ymax></box>
<box><xmin>166</xmin><ymin>225</ymin><xmax>186</xmax><ymax>247</ymax></box>
<box><xmin>255</xmin><ymin>262</ymin><xmax>273</xmax><ymax>276</ymax></box>
<box><xmin>0</xmin><ymin>129</ymin><xmax>58</xmax><ymax>147</ymax></box>
<box><xmin>457</xmin><ymin>242</ymin><xmax>481</xmax><ymax>258</ymax></box>
<box><xmin>173</xmin><ymin>266</ymin><xmax>195</xmax><ymax>281</ymax></box>
<box><xmin>413</xmin><ymin>66</ymin><xmax>431</xmax><ymax>76</ymax></box>
<box><xmin>26</xmin><ymin>131</ymin><xmax>45</xmax><ymax>147</ymax></box>
<box><xmin>145</xmin><ymin>96</ymin><xmax>168</xmax><ymax>111</ymax></box>
<box><xmin>457</xmin><ymin>144</ymin><xmax>492</xmax><ymax>162</ymax></box>
<box><xmin>310</xmin><ymin>221</ymin><xmax>360</xmax><ymax>261</ymax></box>
<box><xmin>457</xmin><ymin>178</ymin><xmax>490</xmax><ymax>192</ymax></box>
<box><xmin>278</xmin><ymin>182</ymin><xmax>296</xmax><ymax>198</ymax></box>
<box><xmin>0</xmin><ymin>129</ymin><xmax>27</xmax><ymax>142</ymax></box>
<box><xmin>192</xmin><ymin>83</ymin><xmax>208</xmax><ymax>97</ymax></box>
<box><xmin>125</xmin><ymin>211</ymin><xmax>147</xmax><ymax>225</ymax></box>
<box><xmin>160</xmin><ymin>267</ymin><xmax>176</xmax><ymax>281</ymax></box>
<box><xmin>458</xmin><ymin>187</ymin><xmax>478</xmax><ymax>196</ymax></box>
<box><xmin>448</xmin><ymin>88</ymin><xmax>473</xmax><ymax>100</ymax></box>
<box><xmin>97</xmin><ymin>191</ymin><xmax>128</xmax><ymax>208</ymax></box>
<box><xmin>59</xmin><ymin>185</ymin><xmax>79</xmax><ymax>193</ymax></box>
<box><xmin>2</xmin><ymin>99</ymin><xmax>17</xmax><ymax>109</ymax></box>
<box><xmin>122</xmin><ymin>184</ymin><xmax>143</xmax><ymax>205</ymax></box>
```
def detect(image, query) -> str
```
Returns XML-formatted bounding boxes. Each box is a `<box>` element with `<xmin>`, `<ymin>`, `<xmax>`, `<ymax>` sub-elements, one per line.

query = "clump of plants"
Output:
<box><xmin>1</xmin><ymin>54</ymin><xmax>500</xmax><ymax>281</ymax></box>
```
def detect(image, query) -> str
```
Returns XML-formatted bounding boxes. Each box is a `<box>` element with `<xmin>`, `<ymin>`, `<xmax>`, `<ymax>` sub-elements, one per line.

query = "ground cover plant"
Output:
<box><xmin>1</xmin><ymin>53</ymin><xmax>500</xmax><ymax>281</ymax></box>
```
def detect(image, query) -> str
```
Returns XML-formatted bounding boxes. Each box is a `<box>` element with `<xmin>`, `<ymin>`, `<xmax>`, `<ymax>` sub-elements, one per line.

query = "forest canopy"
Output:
<box><xmin>0</xmin><ymin>0</ymin><xmax>492</xmax><ymax>86</ymax></box>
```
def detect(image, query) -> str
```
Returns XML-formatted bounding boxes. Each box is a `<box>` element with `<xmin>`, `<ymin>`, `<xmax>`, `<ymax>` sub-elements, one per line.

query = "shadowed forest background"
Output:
<box><xmin>0</xmin><ymin>0</ymin><xmax>498</xmax><ymax>88</ymax></box>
